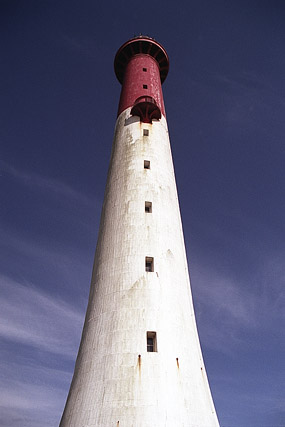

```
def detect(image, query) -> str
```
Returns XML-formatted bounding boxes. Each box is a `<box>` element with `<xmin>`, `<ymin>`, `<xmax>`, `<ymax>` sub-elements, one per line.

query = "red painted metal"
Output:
<box><xmin>131</xmin><ymin>96</ymin><xmax>161</xmax><ymax>124</ymax></box>
<box><xmin>114</xmin><ymin>37</ymin><xmax>169</xmax><ymax>121</ymax></box>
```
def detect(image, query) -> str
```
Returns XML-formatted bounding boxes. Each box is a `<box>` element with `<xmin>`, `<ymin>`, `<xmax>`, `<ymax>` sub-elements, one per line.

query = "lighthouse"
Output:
<box><xmin>60</xmin><ymin>36</ymin><xmax>219</xmax><ymax>427</ymax></box>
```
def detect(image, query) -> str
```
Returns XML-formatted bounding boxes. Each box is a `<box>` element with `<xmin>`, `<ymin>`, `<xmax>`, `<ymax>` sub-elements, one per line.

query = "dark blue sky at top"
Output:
<box><xmin>1</xmin><ymin>1</ymin><xmax>285</xmax><ymax>426</ymax></box>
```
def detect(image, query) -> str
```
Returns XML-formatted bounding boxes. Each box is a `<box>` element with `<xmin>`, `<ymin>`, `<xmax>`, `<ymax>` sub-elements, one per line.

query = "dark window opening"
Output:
<box><xmin>145</xmin><ymin>201</ymin><xmax>152</xmax><ymax>213</ymax></box>
<box><xmin>145</xmin><ymin>257</ymin><xmax>154</xmax><ymax>272</ymax></box>
<box><xmin>143</xmin><ymin>84</ymin><xmax>148</xmax><ymax>89</ymax></box>
<box><xmin>143</xmin><ymin>68</ymin><xmax>147</xmax><ymax>72</ymax></box>
<box><xmin>144</xmin><ymin>160</ymin><xmax>150</xmax><ymax>169</ymax></box>
<box><xmin>143</xmin><ymin>129</ymin><xmax>149</xmax><ymax>136</ymax></box>
<box><xmin>147</xmin><ymin>337</ymin><xmax>154</xmax><ymax>352</ymax></box>
<box><xmin>147</xmin><ymin>331</ymin><xmax>157</xmax><ymax>352</ymax></box>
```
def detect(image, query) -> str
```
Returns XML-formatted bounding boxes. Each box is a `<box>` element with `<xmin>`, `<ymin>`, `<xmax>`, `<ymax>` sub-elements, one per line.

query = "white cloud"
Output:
<box><xmin>0</xmin><ymin>333</ymin><xmax>75</xmax><ymax>427</ymax></box>
<box><xmin>0</xmin><ymin>223</ymin><xmax>91</xmax><ymax>276</ymax></box>
<box><xmin>61</xmin><ymin>34</ymin><xmax>98</xmax><ymax>58</ymax></box>
<box><xmin>0</xmin><ymin>275</ymin><xmax>84</xmax><ymax>357</ymax></box>
<box><xmin>0</xmin><ymin>160</ymin><xmax>95</xmax><ymax>207</ymax></box>
<box><xmin>192</xmin><ymin>257</ymin><xmax>285</xmax><ymax>353</ymax></box>
<box><xmin>0</xmin><ymin>376</ymin><xmax>65</xmax><ymax>427</ymax></box>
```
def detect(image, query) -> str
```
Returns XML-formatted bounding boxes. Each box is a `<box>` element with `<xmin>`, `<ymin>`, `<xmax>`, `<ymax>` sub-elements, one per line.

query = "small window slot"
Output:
<box><xmin>147</xmin><ymin>331</ymin><xmax>157</xmax><ymax>352</ymax></box>
<box><xmin>143</xmin><ymin>129</ymin><xmax>149</xmax><ymax>136</ymax></box>
<box><xmin>144</xmin><ymin>160</ymin><xmax>150</xmax><ymax>169</ymax></box>
<box><xmin>143</xmin><ymin>68</ymin><xmax>147</xmax><ymax>72</ymax></box>
<box><xmin>145</xmin><ymin>201</ymin><xmax>152</xmax><ymax>213</ymax></box>
<box><xmin>145</xmin><ymin>257</ymin><xmax>154</xmax><ymax>272</ymax></box>
<box><xmin>143</xmin><ymin>84</ymin><xmax>148</xmax><ymax>89</ymax></box>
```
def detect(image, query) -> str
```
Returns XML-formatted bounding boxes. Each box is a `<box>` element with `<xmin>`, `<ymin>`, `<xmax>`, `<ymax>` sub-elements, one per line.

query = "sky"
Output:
<box><xmin>1</xmin><ymin>0</ymin><xmax>285</xmax><ymax>426</ymax></box>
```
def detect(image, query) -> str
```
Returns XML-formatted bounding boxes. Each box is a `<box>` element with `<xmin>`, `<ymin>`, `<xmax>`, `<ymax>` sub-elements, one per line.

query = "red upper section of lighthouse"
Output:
<box><xmin>114</xmin><ymin>36</ymin><xmax>169</xmax><ymax>122</ymax></box>
<box><xmin>114</xmin><ymin>36</ymin><xmax>169</xmax><ymax>84</ymax></box>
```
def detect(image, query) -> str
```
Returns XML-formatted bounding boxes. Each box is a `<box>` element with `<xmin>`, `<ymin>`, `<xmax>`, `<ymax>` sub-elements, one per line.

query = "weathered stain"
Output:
<box><xmin>117</xmin><ymin>422</ymin><xmax>120</xmax><ymax>426</ymax></box>
<box><xmin>125</xmin><ymin>128</ymin><xmax>133</xmax><ymax>145</ymax></box>
<box><xmin>176</xmin><ymin>357</ymin><xmax>181</xmax><ymax>382</ymax></box>
<box><xmin>129</xmin><ymin>276</ymin><xmax>146</xmax><ymax>292</ymax></box>
<box><xmin>137</xmin><ymin>354</ymin><xmax>142</xmax><ymax>380</ymax></box>
<box><xmin>167</xmin><ymin>249</ymin><xmax>174</xmax><ymax>259</ymax></box>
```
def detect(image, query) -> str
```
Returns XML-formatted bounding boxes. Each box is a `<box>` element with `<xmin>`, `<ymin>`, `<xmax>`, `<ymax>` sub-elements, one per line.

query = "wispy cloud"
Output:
<box><xmin>0</xmin><ymin>274</ymin><xmax>85</xmax><ymax>426</ymax></box>
<box><xmin>0</xmin><ymin>275</ymin><xmax>84</xmax><ymax>357</ymax></box>
<box><xmin>215</xmin><ymin>70</ymin><xmax>285</xmax><ymax>103</ymax></box>
<box><xmin>0</xmin><ymin>160</ymin><xmax>95</xmax><ymax>207</ymax></box>
<box><xmin>0</xmin><ymin>275</ymin><xmax>82</xmax><ymax>425</ymax></box>
<box><xmin>192</xmin><ymin>256</ymin><xmax>285</xmax><ymax>353</ymax></box>
<box><xmin>61</xmin><ymin>34</ymin><xmax>98</xmax><ymax>58</ymax></box>
<box><xmin>189</xmin><ymin>69</ymin><xmax>285</xmax><ymax>128</ymax></box>
<box><xmin>0</xmin><ymin>361</ymin><xmax>69</xmax><ymax>427</ymax></box>
<box><xmin>0</xmin><ymin>223</ymin><xmax>91</xmax><ymax>275</ymax></box>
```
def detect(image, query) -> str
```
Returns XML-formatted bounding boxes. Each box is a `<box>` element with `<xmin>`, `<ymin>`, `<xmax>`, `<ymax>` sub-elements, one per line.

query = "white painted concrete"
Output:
<box><xmin>60</xmin><ymin>109</ymin><xmax>219</xmax><ymax>426</ymax></box>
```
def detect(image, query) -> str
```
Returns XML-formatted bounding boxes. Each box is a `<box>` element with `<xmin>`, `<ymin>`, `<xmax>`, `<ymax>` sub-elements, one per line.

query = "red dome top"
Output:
<box><xmin>114</xmin><ymin>36</ymin><xmax>169</xmax><ymax>84</ymax></box>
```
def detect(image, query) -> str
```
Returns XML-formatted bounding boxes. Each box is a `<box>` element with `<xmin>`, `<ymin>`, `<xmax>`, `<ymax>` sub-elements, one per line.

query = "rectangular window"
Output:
<box><xmin>143</xmin><ymin>84</ymin><xmax>148</xmax><ymax>89</ymax></box>
<box><xmin>147</xmin><ymin>331</ymin><xmax>157</xmax><ymax>352</ymax></box>
<box><xmin>143</xmin><ymin>129</ymin><xmax>149</xmax><ymax>136</ymax></box>
<box><xmin>145</xmin><ymin>257</ymin><xmax>154</xmax><ymax>272</ymax></box>
<box><xmin>144</xmin><ymin>160</ymin><xmax>150</xmax><ymax>169</ymax></box>
<box><xmin>145</xmin><ymin>201</ymin><xmax>152</xmax><ymax>213</ymax></box>
<box><xmin>143</xmin><ymin>67</ymin><xmax>147</xmax><ymax>72</ymax></box>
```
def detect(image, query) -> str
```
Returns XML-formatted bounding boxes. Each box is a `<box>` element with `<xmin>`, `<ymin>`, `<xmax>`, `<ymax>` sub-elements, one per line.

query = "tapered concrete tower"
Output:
<box><xmin>60</xmin><ymin>36</ymin><xmax>219</xmax><ymax>427</ymax></box>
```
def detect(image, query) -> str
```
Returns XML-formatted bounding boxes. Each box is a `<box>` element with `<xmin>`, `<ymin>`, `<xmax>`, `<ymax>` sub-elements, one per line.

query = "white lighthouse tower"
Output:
<box><xmin>60</xmin><ymin>36</ymin><xmax>219</xmax><ymax>427</ymax></box>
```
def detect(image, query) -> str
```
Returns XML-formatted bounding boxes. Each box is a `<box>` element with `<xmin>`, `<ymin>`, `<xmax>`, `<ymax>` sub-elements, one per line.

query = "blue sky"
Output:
<box><xmin>1</xmin><ymin>0</ymin><xmax>285</xmax><ymax>426</ymax></box>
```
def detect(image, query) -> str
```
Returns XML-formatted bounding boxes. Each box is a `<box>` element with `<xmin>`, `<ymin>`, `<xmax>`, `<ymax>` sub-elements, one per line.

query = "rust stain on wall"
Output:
<box><xmin>136</xmin><ymin>354</ymin><xmax>142</xmax><ymax>380</ymax></box>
